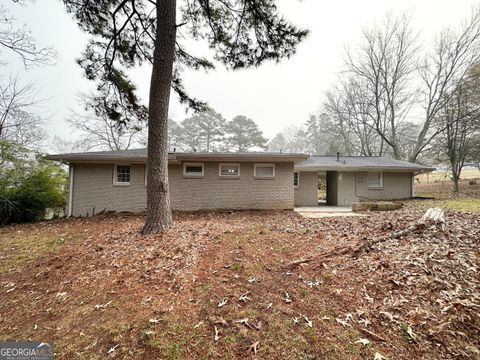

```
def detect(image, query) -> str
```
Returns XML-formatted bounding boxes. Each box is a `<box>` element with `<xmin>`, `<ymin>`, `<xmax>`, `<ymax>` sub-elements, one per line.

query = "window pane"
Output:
<box><xmin>367</xmin><ymin>172</ymin><xmax>381</xmax><ymax>187</ymax></box>
<box><xmin>256</xmin><ymin>165</ymin><xmax>274</xmax><ymax>177</ymax></box>
<box><xmin>220</xmin><ymin>164</ymin><xmax>239</xmax><ymax>176</ymax></box>
<box><xmin>293</xmin><ymin>172</ymin><xmax>299</xmax><ymax>186</ymax></box>
<box><xmin>116</xmin><ymin>165</ymin><xmax>130</xmax><ymax>183</ymax></box>
<box><xmin>185</xmin><ymin>164</ymin><xmax>203</xmax><ymax>175</ymax></box>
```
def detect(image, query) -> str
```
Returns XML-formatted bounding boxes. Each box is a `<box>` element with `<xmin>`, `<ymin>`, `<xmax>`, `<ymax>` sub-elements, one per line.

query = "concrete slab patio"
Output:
<box><xmin>294</xmin><ymin>205</ymin><xmax>365</xmax><ymax>218</ymax></box>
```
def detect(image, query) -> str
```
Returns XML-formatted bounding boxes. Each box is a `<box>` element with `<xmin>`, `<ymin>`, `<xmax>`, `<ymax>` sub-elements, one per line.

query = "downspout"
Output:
<box><xmin>411</xmin><ymin>172</ymin><xmax>414</xmax><ymax>197</ymax></box>
<box><xmin>68</xmin><ymin>164</ymin><xmax>74</xmax><ymax>217</ymax></box>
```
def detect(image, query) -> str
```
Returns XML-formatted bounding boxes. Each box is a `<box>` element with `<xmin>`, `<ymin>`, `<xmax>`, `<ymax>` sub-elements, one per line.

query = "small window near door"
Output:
<box><xmin>183</xmin><ymin>163</ymin><xmax>204</xmax><ymax>177</ymax></box>
<box><xmin>254</xmin><ymin>164</ymin><xmax>275</xmax><ymax>178</ymax></box>
<box><xmin>219</xmin><ymin>163</ymin><xmax>240</xmax><ymax>177</ymax></box>
<box><xmin>293</xmin><ymin>172</ymin><xmax>299</xmax><ymax>187</ymax></box>
<box><xmin>367</xmin><ymin>172</ymin><xmax>383</xmax><ymax>189</ymax></box>
<box><xmin>114</xmin><ymin>164</ymin><xmax>131</xmax><ymax>185</ymax></box>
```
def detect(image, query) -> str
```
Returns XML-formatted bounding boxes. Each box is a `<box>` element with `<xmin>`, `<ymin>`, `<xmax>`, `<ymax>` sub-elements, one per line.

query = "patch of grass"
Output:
<box><xmin>0</xmin><ymin>234</ymin><xmax>65</xmax><ymax>275</ymax></box>
<box><xmin>104</xmin><ymin>322</ymin><xmax>132</xmax><ymax>342</ymax></box>
<box><xmin>423</xmin><ymin>198</ymin><xmax>480</xmax><ymax>213</ymax></box>
<box><xmin>195</xmin><ymin>283</ymin><xmax>213</xmax><ymax>297</ymax></box>
<box><xmin>230</xmin><ymin>262</ymin><xmax>241</xmax><ymax>271</ymax></box>
<box><xmin>144</xmin><ymin>317</ymin><xmax>193</xmax><ymax>360</ymax></box>
<box><xmin>243</xmin><ymin>262</ymin><xmax>263</xmax><ymax>277</ymax></box>
<box><xmin>414</xmin><ymin>193</ymin><xmax>435</xmax><ymax>198</ymax></box>
<box><xmin>262</xmin><ymin>317</ymin><xmax>312</xmax><ymax>358</ymax></box>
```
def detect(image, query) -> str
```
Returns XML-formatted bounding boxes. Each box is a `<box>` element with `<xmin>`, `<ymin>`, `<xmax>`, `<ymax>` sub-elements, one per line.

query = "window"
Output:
<box><xmin>367</xmin><ymin>172</ymin><xmax>383</xmax><ymax>189</ymax></box>
<box><xmin>293</xmin><ymin>172</ymin><xmax>299</xmax><ymax>187</ymax></box>
<box><xmin>219</xmin><ymin>163</ymin><xmax>240</xmax><ymax>177</ymax></box>
<box><xmin>114</xmin><ymin>164</ymin><xmax>131</xmax><ymax>185</ymax></box>
<box><xmin>254</xmin><ymin>164</ymin><xmax>275</xmax><ymax>178</ymax></box>
<box><xmin>183</xmin><ymin>163</ymin><xmax>204</xmax><ymax>177</ymax></box>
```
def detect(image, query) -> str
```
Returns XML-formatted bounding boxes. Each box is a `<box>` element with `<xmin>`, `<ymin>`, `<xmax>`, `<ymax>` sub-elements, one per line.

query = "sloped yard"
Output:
<box><xmin>0</xmin><ymin>203</ymin><xmax>479</xmax><ymax>359</ymax></box>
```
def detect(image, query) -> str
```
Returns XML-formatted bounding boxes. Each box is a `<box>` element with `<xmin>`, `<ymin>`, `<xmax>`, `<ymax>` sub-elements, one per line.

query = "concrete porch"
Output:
<box><xmin>294</xmin><ymin>205</ymin><xmax>364</xmax><ymax>218</ymax></box>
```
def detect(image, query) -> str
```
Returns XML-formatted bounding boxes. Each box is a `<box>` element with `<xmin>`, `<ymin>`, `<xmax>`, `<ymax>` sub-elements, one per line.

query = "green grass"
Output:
<box><xmin>422</xmin><ymin>198</ymin><xmax>480</xmax><ymax>213</ymax></box>
<box><xmin>0</xmin><ymin>234</ymin><xmax>66</xmax><ymax>275</ymax></box>
<box><xmin>144</xmin><ymin>316</ymin><xmax>196</xmax><ymax>360</ymax></box>
<box><xmin>416</xmin><ymin>168</ymin><xmax>480</xmax><ymax>183</ymax></box>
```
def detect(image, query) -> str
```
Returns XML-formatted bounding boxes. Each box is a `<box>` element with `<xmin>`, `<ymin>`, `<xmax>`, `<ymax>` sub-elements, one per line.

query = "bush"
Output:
<box><xmin>0</xmin><ymin>163</ymin><xmax>67</xmax><ymax>225</ymax></box>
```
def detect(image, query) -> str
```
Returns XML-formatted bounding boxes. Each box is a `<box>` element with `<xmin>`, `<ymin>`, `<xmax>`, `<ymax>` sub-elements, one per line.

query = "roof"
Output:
<box><xmin>294</xmin><ymin>155</ymin><xmax>435</xmax><ymax>172</ymax></box>
<box><xmin>44</xmin><ymin>148</ymin><xmax>309</xmax><ymax>164</ymax></box>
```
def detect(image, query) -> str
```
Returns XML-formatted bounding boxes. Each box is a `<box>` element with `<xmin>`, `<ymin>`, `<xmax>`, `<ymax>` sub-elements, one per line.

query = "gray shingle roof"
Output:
<box><xmin>45</xmin><ymin>149</ymin><xmax>434</xmax><ymax>172</ymax></box>
<box><xmin>294</xmin><ymin>155</ymin><xmax>434</xmax><ymax>172</ymax></box>
<box><xmin>44</xmin><ymin>149</ymin><xmax>308</xmax><ymax>163</ymax></box>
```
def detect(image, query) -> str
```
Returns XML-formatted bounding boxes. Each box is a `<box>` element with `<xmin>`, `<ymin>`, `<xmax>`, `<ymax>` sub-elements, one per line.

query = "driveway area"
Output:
<box><xmin>294</xmin><ymin>205</ymin><xmax>364</xmax><ymax>218</ymax></box>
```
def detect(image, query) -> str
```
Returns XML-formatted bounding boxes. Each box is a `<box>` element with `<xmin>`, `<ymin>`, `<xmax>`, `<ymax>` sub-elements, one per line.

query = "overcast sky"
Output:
<box><xmin>4</xmin><ymin>0</ymin><xmax>476</xmax><ymax>148</ymax></box>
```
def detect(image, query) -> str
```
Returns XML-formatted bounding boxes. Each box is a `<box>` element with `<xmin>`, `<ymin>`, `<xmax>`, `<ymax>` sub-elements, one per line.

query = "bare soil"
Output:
<box><xmin>0</xmin><ymin>203</ymin><xmax>479</xmax><ymax>359</ymax></box>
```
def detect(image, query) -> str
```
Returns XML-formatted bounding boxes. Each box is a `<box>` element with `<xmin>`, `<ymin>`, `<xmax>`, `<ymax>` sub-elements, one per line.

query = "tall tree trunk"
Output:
<box><xmin>142</xmin><ymin>0</ymin><xmax>176</xmax><ymax>234</ymax></box>
<box><xmin>453</xmin><ymin>177</ymin><xmax>460</xmax><ymax>193</ymax></box>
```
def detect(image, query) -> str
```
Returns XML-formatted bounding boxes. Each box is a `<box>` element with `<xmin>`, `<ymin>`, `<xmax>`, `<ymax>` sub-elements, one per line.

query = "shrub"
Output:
<box><xmin>0</xmin><ymin>163</ymin><xmax>67</xmax><ymax>225</ymax></box>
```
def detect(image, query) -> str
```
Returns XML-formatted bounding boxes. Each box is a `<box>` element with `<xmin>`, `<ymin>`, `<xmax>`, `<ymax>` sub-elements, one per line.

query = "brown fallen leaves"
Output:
<box><xmin>0</xmin><ymin>203</ymin><xmax>478</xmax><ymax>359</ymax></box>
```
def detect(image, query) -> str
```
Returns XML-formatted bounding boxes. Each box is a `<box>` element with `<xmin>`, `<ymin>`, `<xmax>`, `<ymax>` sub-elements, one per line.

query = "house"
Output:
<box><xmin>46</xmin><ymin>149</ymin><xmax>308</xmax><ymax>217</ymax></box>
<box><xmin>294</xmin><ymin>155</ymin><xmax>434</xmax><ymax>206</ymax></box>
<box><xmin>45</xmin><ymin>149</ymin><xmax>434</xmax><ymax>216</ymax></box>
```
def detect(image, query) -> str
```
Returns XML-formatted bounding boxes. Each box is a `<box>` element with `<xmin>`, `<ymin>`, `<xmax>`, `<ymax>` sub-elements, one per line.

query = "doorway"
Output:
<box><xmin>326</xmin><ymin>171</ymin><xmax>338</xmax><ymax>206</ymax></box>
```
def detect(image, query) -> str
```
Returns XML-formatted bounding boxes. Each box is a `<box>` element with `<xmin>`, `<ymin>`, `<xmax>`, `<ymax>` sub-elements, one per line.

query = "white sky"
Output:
<box><xmin>3</xmin><ymin>0</ymin><xmax>477</xmax><ymax>148</ymax></box>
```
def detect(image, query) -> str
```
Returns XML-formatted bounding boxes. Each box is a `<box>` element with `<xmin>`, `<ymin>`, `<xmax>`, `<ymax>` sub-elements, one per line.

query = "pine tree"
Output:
<box><xmin>196</xmin><ymin>110</ymin><xmax>226</xmax><ymax>152</ymax></box>
<box><xmin>63</xmin><ymin>0</ymin><xmax>308</xmax><ymax>233</ymax></box>
<box><xmin>181</xmin><ymin>117</ymin><xmax>203</xmax><ymax>151</ymax></box>
<box><xmin>225</xmin><ymin>115</ymin><xmax>267</xmax><ymax>152</ymax></box>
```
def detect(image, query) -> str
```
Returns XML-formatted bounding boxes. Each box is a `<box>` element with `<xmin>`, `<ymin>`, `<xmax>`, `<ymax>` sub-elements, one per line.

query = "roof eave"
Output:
<box><xmin>44</xmin><ymin>153</ymin><xmax>308</xmax><ymax>164</ymax></box>
<box><xmin>294</xmin><ymin>165</ymin><xmax>435</xmax><ymax>172</ymax></box>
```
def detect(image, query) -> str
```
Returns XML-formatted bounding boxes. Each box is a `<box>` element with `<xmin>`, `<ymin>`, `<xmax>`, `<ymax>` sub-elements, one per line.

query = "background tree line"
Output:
<box><xmin>65</xmin><ymin>94</ymin><xmax>269</xmax><ymax>153</ymax></box>
<box><xmin>39</xmin><ymin>6</ymin><xmax>480</xmax><ymax>198</ymax></box>
<box><xmin>0</xmin><ymin>2</ymin><xmax>66</xmax><ymax>225</ymax></box>
<box><xmin>321</xmin><ymin>9</ymin><xmax>480</xmax><ymax>191</ymax></box>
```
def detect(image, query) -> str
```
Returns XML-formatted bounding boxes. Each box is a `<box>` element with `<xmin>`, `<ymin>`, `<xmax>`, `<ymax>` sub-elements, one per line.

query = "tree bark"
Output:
<box><xmin>453</xmin><ymin>178</ymin><xmax>460</xmax><ymax>193</ymax></box>
<box><xmin>142</xmin><ymin>0</ymin><xmax>176</xmax><ymax>234</ymax></box>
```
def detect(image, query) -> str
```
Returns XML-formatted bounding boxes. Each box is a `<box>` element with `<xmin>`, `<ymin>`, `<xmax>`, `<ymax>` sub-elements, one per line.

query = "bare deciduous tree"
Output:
<box><xmin>0</xmin><ymin>4</ymin><xmax>55</xmax><ymax>67</ymax></box>
<box><xmin>0</xmin><ymin>75</ymin><xmax>46</xmax><ymax>149</ymax></box>
<box><xmin>343</xmin><ymin>13</ymin><xmax>418</xmax><ymax>159</ymax></box>
<box><xmin>413</xmin><ymin>6</ymin><xmax>480</xmax><ymax>161</ymax></box>
<box><xmin>324</xmin><ymin>78</ymin><xmax>385</xmax><ymax>156</ymax></box>
<box><xmin>69</xmin><ymin>93</ymin><xmax>146</xmax><ymax>151</ymax></box>
<box><xmin>325</xmin><ymin>8</ymin><xmax>480</xmax><ymax>164</ymax></box>
<box><xmin>436</xmin><ymin>66</ymin><xmax>480</xmax><ymax>192</ymax></box>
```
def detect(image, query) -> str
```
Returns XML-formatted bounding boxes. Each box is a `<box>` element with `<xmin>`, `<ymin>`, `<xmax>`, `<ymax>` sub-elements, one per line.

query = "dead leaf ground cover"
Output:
<box><xmin>0</xmin><ymin>201</ymin><xmax>479</xmax><ymax>359</ymax></box>
<box><xmin>415</xmin><ymin>179</ymin><xmax>480</xmax><ymax>199</ymax></box>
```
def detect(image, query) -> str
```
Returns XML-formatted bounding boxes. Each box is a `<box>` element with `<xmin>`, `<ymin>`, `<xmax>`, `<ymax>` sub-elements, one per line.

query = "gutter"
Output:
<box><xmin>294</xmin><ymin>166</ymin><xmax>436</xmax><ymax>172</ymax></box>
<box><xmin>68</xmin><ymin>164</ymin><xmax>74</xmax><ymax>217</ymax></box>
<box><xmin>45</xmin><ymin>153</ymin><xmax>308</xmax><ymax>164</ymax></box>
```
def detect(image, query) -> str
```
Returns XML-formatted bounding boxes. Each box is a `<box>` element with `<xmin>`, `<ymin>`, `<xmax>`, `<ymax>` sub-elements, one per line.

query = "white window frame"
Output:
<box><xmin>183</xmin><ymin>162</ymin><xmax>204</xmax><ymax>177</ymax></box>
<box><xmin>219</xmin><ymin>163</ymin><xmax>240</xmax><ymax>177</ymax></box>
<box><xmin>367</xmin><ymin>171</ymin><xmax>383</xmax><ymax>189</ymax></box>
<box><xmin>293</xmin><ymin>172</ymin><xmax>299</xmax><ymax>188</ymax></box>
<box><xmin>254</xmin><ymin>163</ymin><xmax>275</xmax><ymax>178</ymax></box>
<box><xmin>113</xmin><ymin>164</ymin><xmax>131</xmax><ymax>185</ymax></box>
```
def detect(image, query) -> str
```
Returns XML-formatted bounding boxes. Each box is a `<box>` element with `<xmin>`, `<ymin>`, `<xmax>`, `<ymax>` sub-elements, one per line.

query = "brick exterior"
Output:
<box><xmin>70</xmin><ymin>162</ymin><xmax>294</xmax><ymax>216</ymax></box>
<box><xmin>337</xmin><ymin>171</ymin><xmax>413</xmax><ymax>206</ymax></box>
<box><xmin>292</xmin><ymin>171</ymin><xmax>414</xmax><ymax>207</ymax></box>
<box><xmin>294</xmin><ymin>171</ymin><xmax>318</xmax><ymax>206</ymax></box>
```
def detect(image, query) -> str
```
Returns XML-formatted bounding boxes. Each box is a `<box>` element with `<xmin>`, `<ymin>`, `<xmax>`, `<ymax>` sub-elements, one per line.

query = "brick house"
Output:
<box><xmin>46</xmin><ymin>149</ymin><xmax>433</xmax><ymax>216</ymax></box>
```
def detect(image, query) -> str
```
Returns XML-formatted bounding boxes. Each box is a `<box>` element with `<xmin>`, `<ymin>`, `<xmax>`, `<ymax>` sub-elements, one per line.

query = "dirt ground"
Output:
<box><xmin>0</xmin><ymin>202</ymin><xmax>479</xmax><ymax>359</ymax></box>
